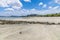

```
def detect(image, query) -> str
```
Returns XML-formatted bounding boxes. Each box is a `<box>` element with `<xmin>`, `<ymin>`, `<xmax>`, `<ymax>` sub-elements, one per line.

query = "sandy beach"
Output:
<box><xmin>1</xmin><ymin>17</ymin><xmax>60</xmax><ymax>23</ymax></box>
<box><xmin>0</xmin><ymin>17</ymin><xmax>60</xmax><ymax>40</ymax></box>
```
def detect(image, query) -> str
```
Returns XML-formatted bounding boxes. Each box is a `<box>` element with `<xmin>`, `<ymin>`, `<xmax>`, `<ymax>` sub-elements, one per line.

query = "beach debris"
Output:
<box><xmin>19</xmin><ymin>32</ymin><xmax>22</xmax><ymax>34</ymax></box>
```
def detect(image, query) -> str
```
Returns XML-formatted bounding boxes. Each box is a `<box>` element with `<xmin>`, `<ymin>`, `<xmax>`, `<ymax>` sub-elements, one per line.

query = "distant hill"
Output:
<box><xmin>0</xmin><ymin>13</ymin><xmax>60</xmax><ymax>17</ymax></box>
<box><xmin>25</xmin><ymin>13</ymin><xmax>60</xmax><ymax>17</ymax></box>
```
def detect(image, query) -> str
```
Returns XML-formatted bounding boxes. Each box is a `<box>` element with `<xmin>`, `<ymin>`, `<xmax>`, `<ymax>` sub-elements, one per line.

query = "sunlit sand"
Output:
<box><xmin>0</xmin><ymin>17</ymin><xmax>60</xmax><ymax>40</ymax></box>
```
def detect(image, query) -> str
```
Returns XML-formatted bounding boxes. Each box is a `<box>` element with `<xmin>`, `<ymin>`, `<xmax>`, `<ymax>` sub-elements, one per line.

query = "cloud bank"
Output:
<box><xmin>0</xmin><ymin>0</ymin><xmax>22</xmax><ymax>9</ymax></box>
<box><xmin>24</xmin><ymin>0</ymin><xmax>31</xmax><ymax>2</ymax></box>
<box><xmin>0</xmin><ymin>0</ymin><xmax>60</xmax><ymax>16</ymax></box>
<box><xmin>54</xmin><ymin>0</ymin><xmax>60</xmax><ymax>4</ymax></box>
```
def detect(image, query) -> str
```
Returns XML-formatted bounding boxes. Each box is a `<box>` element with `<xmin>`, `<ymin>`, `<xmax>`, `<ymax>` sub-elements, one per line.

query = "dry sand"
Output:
<box><xmin>0</xmin><ymin>17</ymin><xmax>60</xmax><ymax>40</ymax></box>
<box><xmin>0</xmin><ymin>24</ymin><xmax>60</xmax><ymax>40</ymax></box>
<box><xmin>1</xmin><ymin>17</ymin><xmax>60</xmax><ymax>23</ymax></box>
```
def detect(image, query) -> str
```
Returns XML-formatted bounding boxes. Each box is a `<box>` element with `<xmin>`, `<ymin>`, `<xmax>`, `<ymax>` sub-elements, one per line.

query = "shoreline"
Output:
<box><xmin>0</xmin><ymin>17</ymin><xmax>60</xmax><ymax>25</ymax></box>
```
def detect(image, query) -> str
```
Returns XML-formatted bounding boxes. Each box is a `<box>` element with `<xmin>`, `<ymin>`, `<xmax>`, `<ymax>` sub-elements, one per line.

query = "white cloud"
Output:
<box><xmin>4</xmin><ymin>8</ymin><xmax>14</xmax><ymax>11</ymax></box>
<box><xmin>0</xmin><ymin>0</ymin><xmax>22</xmax><ymax>9</ymax></box>
<box><xmin>24</xmin><ymin>0</ymin><xmax>31</xmax><ymax>2</ymax></box>
<box><xmin>29</xmin><ymin>8</ymin><xmax>60</xmax><ymax>15</ymax></box>
<box><xmin>39</xmin><ymin>2</ymin><xmax>47</xmax><ymax>8</ymax></box>
<box><xmin>42</xmin><ymin>4</ymin><xmax>47</xmax><ymax>8</ymax></box>
<box><xmin>53</xmin><ymin>6</ymin><xmax>59</xmax><ymax>9</ymax></box>
<box><xmin>48</xmin><ymin>6</ymin><xmax>59</xmax><ymax>9</ymax></box>
<box><xmin>0</xmin><ymin>8</ymin><xmax>60</xmax><ymax>16</ymax></box>
<box><xmin>48</xmin><ymin>6</ymin><xmax>52</xmax><ymax>9</ymax></box>
<box><xmin>54</xmin><ymin>0</ymin><xmax>60</xmax><ymax>4</ymax></box>
<box><xmin>43</xmin><ymin>9</ymin><xmax>60</xmax><ymax>14</ymax></box>
<box><xmin>39</xmin><ymin>2</ymin><xmax>44</xmax><ymax>6</ymax></box>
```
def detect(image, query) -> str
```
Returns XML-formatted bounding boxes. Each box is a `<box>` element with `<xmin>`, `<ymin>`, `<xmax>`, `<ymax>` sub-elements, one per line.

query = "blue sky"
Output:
<box><xmin>21</xmin><ymin>0</ymin><xmax>52</xmax><ymax>9</ymax></box>
<box><xmin>0</xmin><ymin>0</ymin><xmax>60</xmax><ymax>16</ymax></box>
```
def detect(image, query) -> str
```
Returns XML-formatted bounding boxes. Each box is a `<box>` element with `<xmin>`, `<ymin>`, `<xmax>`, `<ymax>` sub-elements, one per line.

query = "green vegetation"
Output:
<box><xmin>25</xmin><ymin>13</ymin><xmax>60</xmax><ymax>17</ymax></box>
<box><xmin>45</xmin><ymin>13</ymin><xmax>60</xmax><ymax>17</ymax></box>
